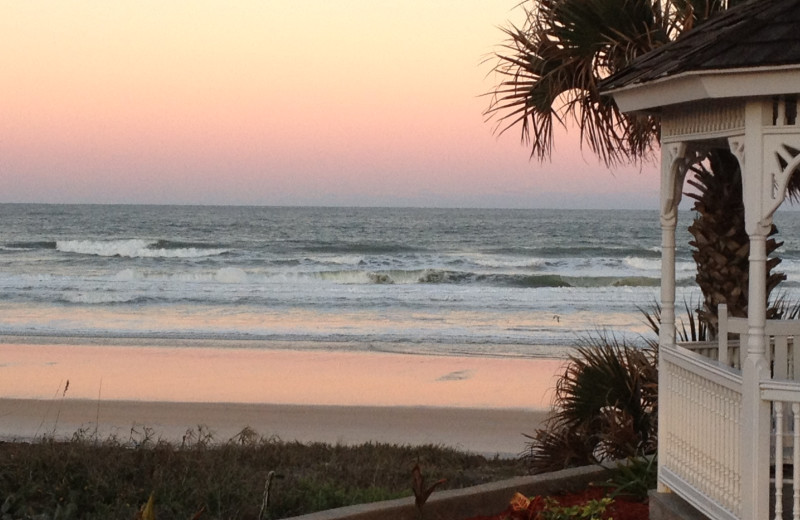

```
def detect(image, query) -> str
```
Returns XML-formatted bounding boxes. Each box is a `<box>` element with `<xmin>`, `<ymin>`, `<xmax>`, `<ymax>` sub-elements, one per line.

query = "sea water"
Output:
<box><xmin>2</xmin><ymin>204</ymin><xmax>799</xmax><ymax>359</ymax></box>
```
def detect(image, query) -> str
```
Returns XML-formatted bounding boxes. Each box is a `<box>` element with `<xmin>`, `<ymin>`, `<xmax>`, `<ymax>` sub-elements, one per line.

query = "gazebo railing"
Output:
<box><xmin>660</xmin><ymin>344</ymin><xmax>742</xmax><ymax>520</ymax></box>
<box><xmin>761</xmin><ymin>380</ymin><xmax>800</xmax><ymax>520</ymax></box>
<box><xmin>664</xmin><ymin>305</ymin><xmax>800</xmax><ymax>519</ymax></box>
<box><xmin>681</xmin><ymin>304</ymin><xmax>800</xmax><ymax>376</ymax></box>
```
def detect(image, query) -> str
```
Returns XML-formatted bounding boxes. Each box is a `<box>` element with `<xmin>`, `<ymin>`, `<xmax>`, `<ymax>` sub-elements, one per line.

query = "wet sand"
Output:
<box><xmin>0</xmin><ymin>338</ymin><xmax>563</xmax><ymax>456</ymax></box>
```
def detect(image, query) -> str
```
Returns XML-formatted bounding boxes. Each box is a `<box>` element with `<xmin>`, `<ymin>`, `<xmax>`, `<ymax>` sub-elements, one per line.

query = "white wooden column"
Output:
<box><xmin>657</xmin><ymin>142</ymin><xmax>689</xmax><ymax>493</ymax></box>
<box><xmin>733</xmin><ymin>96</ymin><xmax>800</xmax><ymax>520</ymax></box>
<box><xmin>659</xmin><ymin>143</ymin><xmax>691</xmax><ymax>349</ymax></box>
<box><xmin>736</xmin><ymin>100</ymin><xmax>772</xmax><ymax>520</ymax></box>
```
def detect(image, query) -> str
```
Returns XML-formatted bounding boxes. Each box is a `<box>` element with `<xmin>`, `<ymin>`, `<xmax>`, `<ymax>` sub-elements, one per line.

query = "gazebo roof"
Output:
<box><xmin>600</xmin><ymin>0</ymin><xmax>800</xmax><ymax>112</ymax></box>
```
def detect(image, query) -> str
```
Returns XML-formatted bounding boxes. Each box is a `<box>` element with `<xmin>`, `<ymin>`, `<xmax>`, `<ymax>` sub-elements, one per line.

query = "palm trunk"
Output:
<box><xmin>686</xmin><ymin>149</ymin><xmax>785</xmax><ymax>337</ymax></box>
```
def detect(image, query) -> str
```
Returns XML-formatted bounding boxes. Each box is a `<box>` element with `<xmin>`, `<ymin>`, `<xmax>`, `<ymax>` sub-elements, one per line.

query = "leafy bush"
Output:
<box><xmin>603</xmin><ymin>456</ymin><xmax>657</xmax><ymax>502</ymax></box>
<box><xmin>0</xmin><ymin>428</ymin><xmax>525</xmax><ymax>519</ymax></box>
<box><xmin>524</xmin><ymin>334</ymin><xmax>657</xmax><ymax>474</ymax></box>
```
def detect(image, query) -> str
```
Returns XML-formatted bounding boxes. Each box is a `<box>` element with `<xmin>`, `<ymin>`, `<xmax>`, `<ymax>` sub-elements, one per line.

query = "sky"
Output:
<box><xmin>0</xmin><ymin>1</ymin><xmax>661</xmax><ymax>209</ymax></box>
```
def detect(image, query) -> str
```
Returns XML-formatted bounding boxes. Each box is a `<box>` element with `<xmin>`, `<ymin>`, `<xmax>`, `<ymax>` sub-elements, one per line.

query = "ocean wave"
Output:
<box><xmin>306</xmin><ymin>242</ymin><xmax>422</xmax><ymax>255</ymax></box>
<box><xmin>305</xmin><ymin>268</ymin><xmax>661</xmax><ymax>288</ymax></box>
<box><xmin>466</xmin><ymin>255</ymin><xmax>545</xmax><ymax>270</ymax></box>
<box><xmin>367</xmin><ymin>272</ymin><xmax>394</xmax><ymax>284</ymax></box>
<box><xmin>215</xmin><ymin>267</ymin><xmax>249</xmax><ymax>283</ymax></box>
<box><xmin>417</xmin><ymin>269</ymin><xmax>473</xmax><ymax>284</ymax></box>
<box><xmin>420</xmin><ymin>271</ymin><xmax>660</xmax><ymax>288</ymax></box>
<box><xmin>111</xmin><ymin>268</ymin><xmax>260</xmax><ymax>284</ymax></box>
<box><xmin>623</xmin><ymin>256</ymin><xmax>661</xmax><ymax>271</ymax></box>
<box><xmin>564</xmin><ymin>276</ymin><xmax>661</xmax><ymax>288</ymax></box>
<box><xmin>490</xmin><ymin>245</ymin><xmax>662</xmax><ymax>259</ymax></box>
<box><xmin>56</xmin><ymin>239</ymin><xmax>229</xmax><ymax>258</ymax></box>
<box><xmin>152</xmin><ymin>239</ymin><xmax>229</xmax><ymax>250</ymax></box>
<box><xmin>303</xmin><ymin>254</ymin><xmax>366</xmax><ymax>267</ymax></box>
<box><xmin>3</xmin><ymin>241</ymin><xmax>57</xmax><ymax>251</ymax></box>
<box><xmin>487</xmin><ymin>274</ymin><xmax>572</xmax><ymax>288</ymax></box>
<box><xmin>55</xmin><ymin>293</ymin><xmax>155</xmax><ymax>305</ymax></box>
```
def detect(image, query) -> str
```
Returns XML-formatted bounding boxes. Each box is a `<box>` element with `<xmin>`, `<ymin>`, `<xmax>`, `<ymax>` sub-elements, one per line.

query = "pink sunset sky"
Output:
<box><xmin>1</xmin><ymin>1</ymin><xmax>660</xmax><ymax>209</ymax></box>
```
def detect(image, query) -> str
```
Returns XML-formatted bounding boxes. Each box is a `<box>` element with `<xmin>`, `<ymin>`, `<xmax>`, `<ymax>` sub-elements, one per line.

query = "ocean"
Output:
<box><xmin>2</xmin><ymin>204</ymin><xmax>800</xmax><ymax>359</ymax></box>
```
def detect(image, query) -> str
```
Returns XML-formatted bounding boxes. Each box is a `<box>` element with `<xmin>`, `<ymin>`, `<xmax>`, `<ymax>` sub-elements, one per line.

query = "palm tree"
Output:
<box><xmin>526</xmin><ymin>334</ymin><xmax>658</xmax><ymax>473</ymax></box>
<box><xmin>685</xmin><ymin>151</ymin><xmax>788</xmax><ymax>329</ymax></box>
<box><xmin>485</xmin><ymin>0</ymin><xmax>791</xmax><ymax>334</ymax></box>
<box><xmin>485</xmin><ymin>0</ymin><xmax>675</xmax><ymax>165</ymax></box>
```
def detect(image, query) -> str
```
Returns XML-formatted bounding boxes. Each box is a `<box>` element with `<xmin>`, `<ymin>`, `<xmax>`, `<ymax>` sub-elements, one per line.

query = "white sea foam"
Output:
<box><xmin>62</xmin><ymin>292</ymin><xmax>140</xmax><ymax>304</ymax></box>
<box><xmin>624</xmin><ymin>257</ymin><xmax>661</xmax><ymax>272</ymax></box>
<box><xmin>215</xmin><ymin>267</ymin><xmax>249</xmax><ymax>284</ymax></box>
<box><xmin>468</xmin><ymin>254</ymin><xmax>543</xmax><ymax>270</ymax></box>
<box><xmin>314</xmin><ymin>270</ymin><xmax>373</xmax><ymax>284</ymax></box>
<box><xmin>57</xmin><ymin>239</ymin><xmax>151</xmax><ymax>257</ymax></box>
<box><xmin>145</xmin><ymin>246</ymin><xmax>228</xmax><ymax>258</ymax></box>
<box><xmin>56</xmin><ymin>239</ymin><xmax>227</xmax><ymax>258</ymax></box>
<box><xmin>313</xmin><ymin>255</ymin><xmax>366</xmax><ymax>266</ymax></box>
<box><xmin>113</xmin><ymin>269</ymin><xmax>140</xmax><ymax>281</ymax></box>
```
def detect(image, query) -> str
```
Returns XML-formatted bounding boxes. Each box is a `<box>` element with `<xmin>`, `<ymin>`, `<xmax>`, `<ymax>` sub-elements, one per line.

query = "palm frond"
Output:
<box><xmin>525</xmin><ymin>332</ymin><xmax>657</xmax><ymax>473</ymax></box>
<box><xmin>485</xmin><ymin>0</ymin><xmax>731</xmax><ymax>166</ymax></box>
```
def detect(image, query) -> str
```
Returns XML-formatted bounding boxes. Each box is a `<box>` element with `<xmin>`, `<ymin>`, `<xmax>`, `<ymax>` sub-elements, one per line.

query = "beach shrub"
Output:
<box><xmin>524</xmin><ymin>334</ymin><xmax>657</xmax><ymax>474</ymax></box>
<box><xmin>0</xmin><ymin>431</ymin><xmax>525</xmax><ymax>519</ymax></box>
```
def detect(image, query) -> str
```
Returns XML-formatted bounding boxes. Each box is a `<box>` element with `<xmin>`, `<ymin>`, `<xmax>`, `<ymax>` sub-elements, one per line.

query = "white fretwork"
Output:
<box><xmin>653</xmin><ymin>96</ymin><xmax>800</xmax><ymax>520</ymax></box>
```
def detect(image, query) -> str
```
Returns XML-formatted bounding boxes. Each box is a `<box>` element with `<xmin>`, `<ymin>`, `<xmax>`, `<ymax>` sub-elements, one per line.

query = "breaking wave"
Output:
<box><xmin>308</xmin><ymin>268</ymin><xmax>660</xmax><ymax>288</ymax></box>
<box><xmin>56</xmin><ymin>239</ymin><xmax>229</xmax><ymax>258</ymax></box>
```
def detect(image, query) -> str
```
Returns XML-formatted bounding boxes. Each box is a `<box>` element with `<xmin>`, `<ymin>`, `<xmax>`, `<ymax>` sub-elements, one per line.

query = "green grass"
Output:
<box><xmin>0</xmin><ymin>426</ymin><xmax>526</xmax><ymax>519</ymax></box>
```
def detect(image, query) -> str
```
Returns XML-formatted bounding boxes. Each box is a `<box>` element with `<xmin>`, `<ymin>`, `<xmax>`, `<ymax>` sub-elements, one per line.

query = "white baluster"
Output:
<box><xmin>725</xmin><ymin>390</ymin><xmax>733</xmax><ymax>508</ymax></box>
<box><xmin>719</xmin><ymin>392</ymin><xmax>724</xmax><ymax>502</ymax></box>
<box><xmin>793</xmin><ymin>402</ymin><xmax>800</xmax><ymax>520</ymax></box>
<box><xmin>794</xmin><ymin>97</ymin><xmax>799</xmax><ymax>126</ymax></box>
<box><xmin>776</xmin><ymin>401</ymin><xmax>784</xmax><ymax>520</ymax></box>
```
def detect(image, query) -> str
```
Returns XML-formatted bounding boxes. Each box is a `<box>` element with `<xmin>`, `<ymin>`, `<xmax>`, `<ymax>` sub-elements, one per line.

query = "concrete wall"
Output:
<box><xmin>284</xmin><ymin>464</ymin><xmax>610</xmax><ymax>520</ymax></box>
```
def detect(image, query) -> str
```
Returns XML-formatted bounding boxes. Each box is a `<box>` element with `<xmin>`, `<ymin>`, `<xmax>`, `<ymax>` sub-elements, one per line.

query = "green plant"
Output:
<box><xmin>411</xmin><ymin>463</ymin><xmax>446</xmax><ymax>520</ymax></box>
<box><xmin>525</xmin><ymin>334</ymin><xmax>657</xmax><ymax>473</ymax></box>
<box><xmin>603</xmin><ymin>455</ymin><xmax>657</xmax><ymax>502</ymax></box>
<box><xmin>540</xmin><ymin>496</ymin><xmax>613</xmax><ymax>520</ymax></box>
<box><xmin>511</xmin><ymin>493</ymin><xmax>613</xmax><ymax>520</ymax></box>
<box><xmin>686</xmin><ymin>151</ymin><xmax>789</xmax><ymax>335</ymax></box>
<box><xmin>0</xmin><ymin>432</ymin><xmax>523</xmax><ymax>519</ymax></box>
<box><xmin>640</xmin><ymin>299</ymin><xmax>708</xmax><ymax>342</ymax></box>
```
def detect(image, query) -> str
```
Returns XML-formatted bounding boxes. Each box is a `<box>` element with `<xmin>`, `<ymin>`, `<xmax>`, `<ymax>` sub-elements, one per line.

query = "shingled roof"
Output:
<box><xmin>600</xmin><ymin>0</ymin><xmax>800</xmax><ymax>93</ymax></box>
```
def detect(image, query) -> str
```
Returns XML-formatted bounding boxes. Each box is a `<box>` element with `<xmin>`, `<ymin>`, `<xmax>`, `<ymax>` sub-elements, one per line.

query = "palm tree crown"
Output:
<box><xmin>486</xmin><ymin>0</ymin><xmax>797</xmax><ymax>333</ymax></box>
<box><xmin>485</xmin><ymin>0</ymin><xmax>726</xmax><ymax>165</ymax></box>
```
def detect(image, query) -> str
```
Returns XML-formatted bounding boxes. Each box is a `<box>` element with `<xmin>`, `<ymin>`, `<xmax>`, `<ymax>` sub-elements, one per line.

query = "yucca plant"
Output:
<box><xmin>640</xmin><ymin>300</ymin><xmax>707</xmax><ymax>343</ymax></box>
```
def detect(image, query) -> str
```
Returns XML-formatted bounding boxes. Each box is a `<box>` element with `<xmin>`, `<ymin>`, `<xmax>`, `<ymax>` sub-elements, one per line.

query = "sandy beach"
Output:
<box><xmin>0</xmin><ymin>338</ymin><xmax>562</xmax><ymax>456</ymax></box>
<box><xmin>0</xmin><ymin>399</ymin><xmax>549</xmax><ymax>457</ymax></box>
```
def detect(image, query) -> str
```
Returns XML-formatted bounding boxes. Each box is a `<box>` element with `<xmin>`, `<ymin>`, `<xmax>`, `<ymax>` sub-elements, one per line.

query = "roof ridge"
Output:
<box><xmin>600</xmin><ymin>0</ymin><xmax>799</xmax><ymax>92</ymax></box>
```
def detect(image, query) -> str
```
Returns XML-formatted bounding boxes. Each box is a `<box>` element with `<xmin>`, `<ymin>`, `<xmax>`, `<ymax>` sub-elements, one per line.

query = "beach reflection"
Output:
<box><xmin>0</xmin><ymin>341</ymin><xmax>563</xmax><ymax>410</ymax></box>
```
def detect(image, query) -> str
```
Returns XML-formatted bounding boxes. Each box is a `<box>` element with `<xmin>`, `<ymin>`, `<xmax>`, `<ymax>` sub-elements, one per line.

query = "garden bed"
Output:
<box><xmin>285</xmin><ymin>464</ymin><xmax>621</xmax><ymax>520</ymax></box>
<box><xmin>464</xmin><ymin>486</ymin><xmax>648</xmax><ymax>520</ymax></box>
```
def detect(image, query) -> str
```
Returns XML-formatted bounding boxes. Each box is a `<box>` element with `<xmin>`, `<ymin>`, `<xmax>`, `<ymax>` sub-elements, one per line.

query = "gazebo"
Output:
<box><xmin>600</xmin><ymin>1</ymin><xmax>800</xmax><ymax>519</ymax></box>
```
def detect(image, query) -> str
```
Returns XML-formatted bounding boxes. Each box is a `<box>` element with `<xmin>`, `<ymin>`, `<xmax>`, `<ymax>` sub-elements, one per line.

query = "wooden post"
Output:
<box><xmin>718</xmin><ymin>303</ymin><xmax>729</xmax><ymax>366</ymax></box>
<box><xmin>740</xmin><ymin>229</ymin><xmax>772</xmax><ymax>520</ymax></box>
<box><xmin>658</xmin><ymin>142</ymin><xmax>689</xmax><ymax>352</ymax></box>
<box><xmin>739</xmin><ymin>100</ymin><xmax>772</xmax><ymax>520</ymax></box>
<box><xmin>658</xmin><ymin>143</ymin><xmax>686</xmax><ymax>494</ymax></box>
<box><xmin>659</xmin><ymin>213</ymin><xmax>677</xmax><ymax>349</ymax></box>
